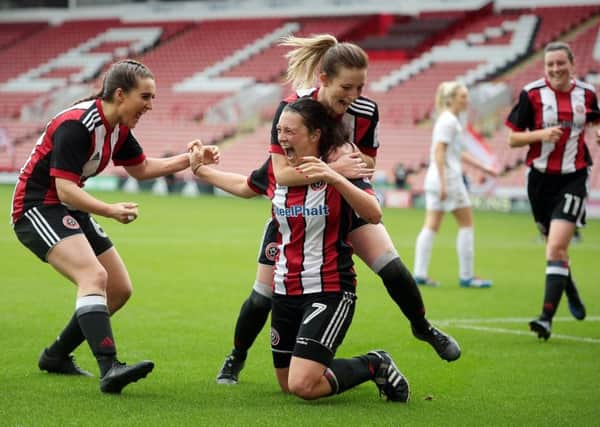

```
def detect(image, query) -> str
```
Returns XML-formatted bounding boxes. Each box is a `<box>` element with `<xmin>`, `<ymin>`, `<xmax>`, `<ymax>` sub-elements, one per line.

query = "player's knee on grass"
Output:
<box><xmin>287</xmin><ymin>368</ymin><xmax>323</xmax><ymax>400</ymax></box>
<box><xmin>274</xmin><ymin>368</ymin><xmax>290</xmax><ymax>393</ymax></box>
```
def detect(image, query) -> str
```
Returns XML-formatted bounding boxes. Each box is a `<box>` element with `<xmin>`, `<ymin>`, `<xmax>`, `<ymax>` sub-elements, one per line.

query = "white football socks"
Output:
<box><xmin>414</xmin><ymin>227</ymin><xmax>436</xmax><ymax>278</ymax></box>
<box><xmin>457</xmin><ymin>227</ymin><xmax>474</xmax><ymax>280</ymax></box>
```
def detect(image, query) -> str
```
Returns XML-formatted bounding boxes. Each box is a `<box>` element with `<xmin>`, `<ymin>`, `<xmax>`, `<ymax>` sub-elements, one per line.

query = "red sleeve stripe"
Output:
<box><xmin>504</xmin><ymin>120</ymin><xmax>521</xmax><ymax>131</ymax></box>
<box><xmin>50</xmin><ymin>168</ymin><xmax>81</xmax><ymax>183</ymax></box>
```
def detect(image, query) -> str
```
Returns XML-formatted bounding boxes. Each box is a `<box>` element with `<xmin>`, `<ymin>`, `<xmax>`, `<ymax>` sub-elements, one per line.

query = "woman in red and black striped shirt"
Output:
<box><xmin>11</xmin><ymin>59</ymin><xmax>218</xmax><ymax>393</ymax></box>
<box><xmin>506</xmin><ymin>41</ymin><xmax>600</xmax><ymax>340</ymax></box>
<box><xmin>215</xmin><ymin>34</ymin><xmax>461</xmax><ymax>386</ymax></box>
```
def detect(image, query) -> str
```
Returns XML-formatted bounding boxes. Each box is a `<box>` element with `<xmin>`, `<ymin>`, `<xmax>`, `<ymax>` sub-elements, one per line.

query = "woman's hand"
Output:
<box><xmin>295</xmin><ymin>156</ymin><xmax>341</xmax><ymax>184</ymax></box>
<box><xmin>189</xmin><ymin>144</ymin><xmax>220</xmax><ymax>175</ymax></box>
<box><xmin>483</xmin><ymin>164</ymin><xmax>499</xmax><ymax>177</ymax></box>
<box><xmin>187</xmin><ymin>139</ymin><xmax>203</xmax><ymax>152</ymax></box>
<box><xmin>327</xmin><ymin>143</ymin><xmax>374</xmax><ymax>179</ymax></box>
<box><xmin>329</xmin><ymin>151</ymin><xmax>374</xmax><ymax>179</ymax></box>
<box><xmin>108</xmin><ymin>202</ymin><xmax>139</xmax><ymax>224</ymax></box>
<box><xmin>439</xmin><ymin>183</ymin><xmax>448</xmax><ymax>201</ymax></box>
<box><xmin>542</xmin><ymin>126</ymin><xmax>563</xmax><ymax>143</ymax></box>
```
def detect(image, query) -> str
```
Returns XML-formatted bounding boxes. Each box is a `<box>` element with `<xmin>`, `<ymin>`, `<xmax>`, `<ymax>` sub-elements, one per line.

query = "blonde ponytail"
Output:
<box><xmin>280</xmin><ymin>34</ymin><xmax>368</xmax><ymax>90</ymax></box>
<box><xmin>280</xmin><ymin>34</ymin><xmax>338</xmax><ymax>90</ymax></box>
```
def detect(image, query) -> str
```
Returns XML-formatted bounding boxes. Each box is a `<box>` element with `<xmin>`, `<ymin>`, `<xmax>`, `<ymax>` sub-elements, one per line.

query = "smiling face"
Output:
<box><xmin>277</xmin><ymin>110</ymin><xmax>320</xmax><ymax>166</ymax></box>
<box><xmin>116</xmin><ymin>77</ymin><xmax>155</xmax><ymax>128</ymax></box>
<box><xmin>545</xmin><ymin>49</ymin><xmax>573</xmax><ymax>92</ymax></box>
<box><xmin>318</xmin><ymin>67</ymin><xmax>367</xmax><ymax>115</ymax></box>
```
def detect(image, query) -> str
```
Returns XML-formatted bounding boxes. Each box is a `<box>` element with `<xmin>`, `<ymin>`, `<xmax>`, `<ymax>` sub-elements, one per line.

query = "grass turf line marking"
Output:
<box><xmin>434</xmin><ymin>316</ymin><xmax>600</xmax><ymax>324</ymax></box>
<box><xmin>450</xmin><ymin>324</ymin><xmax>600</xmax><ymax>344</ymax></box>
<box><xmin>432</xmin><ymin>316</ymin><xmax>600</xmax><ymax>344</ymax></box>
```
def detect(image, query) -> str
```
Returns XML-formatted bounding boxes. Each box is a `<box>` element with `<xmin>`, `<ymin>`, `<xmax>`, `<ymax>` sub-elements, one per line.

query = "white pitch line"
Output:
<box><xmin>433</xmin><ymin>316</ymin><xmax>600</xmax><ymax>325</ymax></box>
<box><xmin>451</xmin><ymin>324</ymin><xmax>600</xmax><ymax>344</ymax></box>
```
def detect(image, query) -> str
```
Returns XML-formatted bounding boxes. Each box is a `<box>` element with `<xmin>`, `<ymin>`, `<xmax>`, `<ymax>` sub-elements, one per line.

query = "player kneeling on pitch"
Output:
<box><xmin>191</xmin><ymin>98</ymin><xmax>410</xmax><ymax>402</ymax></box>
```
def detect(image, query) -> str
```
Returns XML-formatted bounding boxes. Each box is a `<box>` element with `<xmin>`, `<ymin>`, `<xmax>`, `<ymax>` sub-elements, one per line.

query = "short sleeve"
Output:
<box><xmin>506</xmin><ymin>89</ymin><xmax>535</xmax><ymax>131</ymax></box>
<box><xmin>50</xmin><ymin>120</ymin><xmax>91</xmax><ymax>182</ymax></box>
<box><xmin>247</xmin><ymin>157</ymin><xmax>272</xmax><ymax>195</ymax></box>
<box><xmin>354</xmin><ymin>103</ymin><xmax>379</xmax><ymax>158</ymax></box>
<box><xmin>432</xmin><ymin>113</ymin><xmax>457</xmax><ymax>145</ymax></box>
<box><xmin>587</xmin><ymin>91</ymin><xmax>600</xmax><ymax>124</ymax></box>
<box><xmin>113</xmin><ymin>131</ymin><xmax>145</xmax><ymax>166</ymax></box>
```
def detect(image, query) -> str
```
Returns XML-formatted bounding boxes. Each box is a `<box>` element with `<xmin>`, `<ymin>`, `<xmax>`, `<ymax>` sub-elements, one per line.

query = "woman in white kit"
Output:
<box><xmin>413</xmin><ymin>81</ymin><xmax>497</xmax><ymax>288</ymax></box>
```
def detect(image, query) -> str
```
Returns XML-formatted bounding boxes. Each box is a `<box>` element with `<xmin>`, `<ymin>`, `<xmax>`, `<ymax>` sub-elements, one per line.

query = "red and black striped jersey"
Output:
<box><xmin>506</xmin><ymin>78</ymin><xmax>599</xmax><ymax>174</ymax></box>
<box><xmin>247</xmin><ymin>158</ymin><xmax>375</xmax><ymax>296</ymax></box>
<box><xmin>11</xmin><ymin>99</ymin><xmax>145</xmax><ymax>224</ymax></box>
<box><xmin>270</xmin><ymin>88</ymin><xmax>380</xmax><ymax>159</ymax></box>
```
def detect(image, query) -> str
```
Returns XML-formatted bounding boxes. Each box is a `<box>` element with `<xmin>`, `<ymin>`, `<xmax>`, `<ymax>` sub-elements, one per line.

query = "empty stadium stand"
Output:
<box><xmin>1</xmin><ymin>4</ymin><xmax>599</xmax><ymax>195</ymax></box>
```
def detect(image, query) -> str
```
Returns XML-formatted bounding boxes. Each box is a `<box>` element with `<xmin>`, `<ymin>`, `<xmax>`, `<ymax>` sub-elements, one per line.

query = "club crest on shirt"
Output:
<box><xmin>265</xmin><ymin>242</ymin><xmax>279</xmax><ymax>262</ymax></box>
<box><xmin>62</xmin><ymin>215</ymin><xmax>79</xmax><ymax>230</ymax></box>
<box><xmin>270</xmin><ymin>327</ymin><xmax>280</xmax><ymax>346</ymax></box>
<box><xmin>310</xmin><ymin>181</ymin><xmax>326</xmax><ymax>191</ymax></box>
<box><xmin>574</xmin><ymin>104</ymin><xmax>585</xmax><ymax>115</ymax></box>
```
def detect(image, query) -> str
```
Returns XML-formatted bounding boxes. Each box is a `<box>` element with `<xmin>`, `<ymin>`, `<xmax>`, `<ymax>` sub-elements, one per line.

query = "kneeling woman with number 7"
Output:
<box><xmin>191</xmin><ymin>98</ymin><xmax>410</xmax><ymax>402</ymax></box>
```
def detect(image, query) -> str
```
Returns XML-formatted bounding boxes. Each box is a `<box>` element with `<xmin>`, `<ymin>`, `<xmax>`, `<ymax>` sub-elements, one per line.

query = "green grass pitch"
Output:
<box><xmin>1</xmin><ymin>185</ymin><xmax>599</xmax><ymax>426</ymax></box>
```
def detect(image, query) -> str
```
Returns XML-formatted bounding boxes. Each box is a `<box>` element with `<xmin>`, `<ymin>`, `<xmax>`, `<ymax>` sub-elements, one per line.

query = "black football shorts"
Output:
<box><xmin>14</xmin><ymin>205</ymin><xmax>113</xmax><ymax>261</ymax></box>
<box><xmin>527</xmin><ymin>167</ymin><xmax>588</xmax><ymax>236</ymax></box>
<box><xmin>271</xmin><ymin>291</ymin><xmax>356</xmax><ymax>368</ymax></box>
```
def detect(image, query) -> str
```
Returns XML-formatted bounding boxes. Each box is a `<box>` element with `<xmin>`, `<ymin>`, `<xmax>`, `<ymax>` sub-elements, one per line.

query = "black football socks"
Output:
<box><xmin>75</xmin><ymin>295</ymin><xmax>117</xmax><ymax>376</ymax></box>
<box><xmin>324</xmin><ymin>354</ymin><xmax>377</xmax><ymax>395</ymax></box>
<box><xmin>231</xmin><ymin>288</ymin><xmax>272</xmax><ymax>361</ymax></box>
<box><xmin>378</xmin><ymin>258</ymin><xmax>430</xmax><ymax>333</ymax></box>
<box><xmin>46</xmin><ymin>312</ymin><xmax>85</xmax><ymax>358</ymax></box>
<box><xmin>540</xmin><ymin>260</ymin><xmax>568</xmax><ymax>321</ymax></box>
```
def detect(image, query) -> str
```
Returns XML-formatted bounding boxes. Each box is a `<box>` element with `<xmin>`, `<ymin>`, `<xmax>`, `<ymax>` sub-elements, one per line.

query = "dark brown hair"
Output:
<box><xmin>283</xmin><ymin>97</ymin><xmax>347</xmax><ymax>158</ymax></box>
<box><xmin>544</xmin><ymin>41</ymin><xmax>574</xmax><ymax>63</ymax></box>
<box><xmin>78</xmin><ymin>59</ymin><xmax>154</xmax><ymax>103</ymax></box>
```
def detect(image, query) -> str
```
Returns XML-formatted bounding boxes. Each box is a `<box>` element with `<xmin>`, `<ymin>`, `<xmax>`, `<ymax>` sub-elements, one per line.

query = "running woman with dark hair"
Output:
<box><xmin>11</xmin><ymin>59</ymin><xmax>219</xmax><ymax>393</ymax></box>
<box><xmin>506</xmin><ymin>41</ymin><xmax>599</xmax><ymax>340</ymax></box>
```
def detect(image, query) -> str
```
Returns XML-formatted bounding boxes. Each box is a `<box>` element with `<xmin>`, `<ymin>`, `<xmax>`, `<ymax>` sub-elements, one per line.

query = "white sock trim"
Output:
<box><xmin>75</xmin><ymin>295</ymin><xmax>107</xmax><ymax>310</ymax></box>
<box><xmin>370</xmin><ymin>250</ymin><xmax>400</xmax><ymax>274</ymax></box>
<box><xmin>252</xmin><ymin>280</ymin><xmax>273</xmax><ymax>298</ymax></box>
<box><xmin>546</xmin><ymin>266</ymin><xmax>569</xmax><ymax>276</ymax></box>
